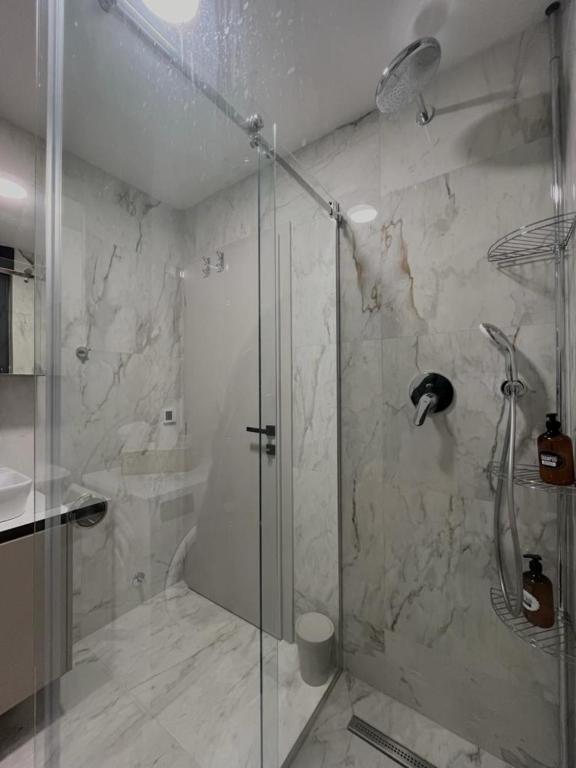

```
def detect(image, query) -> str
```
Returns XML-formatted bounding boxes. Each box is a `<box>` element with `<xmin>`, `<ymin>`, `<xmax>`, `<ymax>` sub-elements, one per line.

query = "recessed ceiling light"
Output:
<box><xmin>0</xmin><ymin>177</ymin><xmax>27</xmax><ymax>201</ymax></box>
<box><xmin>347</xmin><ymin>204</ymin><xmax>378</xmax><ymax>224</ymax></box>
<box><xmin>143</xmin><ymin>0</ymin><xmax>200</xmax><ymax>24</ymax></box>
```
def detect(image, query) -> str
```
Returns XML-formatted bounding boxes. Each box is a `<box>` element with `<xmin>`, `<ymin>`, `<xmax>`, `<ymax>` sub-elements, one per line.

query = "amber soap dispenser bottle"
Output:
<box><xmin>538</xmin><ymin>413</ymin><xmax>575</xmax><ymax>486</ymax></box>
<box><xmin>522</xmin><ymin>554</ymin><xmax>554</xmax><ymax>629</ymax></box>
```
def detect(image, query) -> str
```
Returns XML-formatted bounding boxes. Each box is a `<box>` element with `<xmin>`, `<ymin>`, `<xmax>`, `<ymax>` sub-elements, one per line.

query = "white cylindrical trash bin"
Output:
<box><xmin>296</xmin><ymin>612</ymin><xmax>334</xmax><ymax>686</ymax></box>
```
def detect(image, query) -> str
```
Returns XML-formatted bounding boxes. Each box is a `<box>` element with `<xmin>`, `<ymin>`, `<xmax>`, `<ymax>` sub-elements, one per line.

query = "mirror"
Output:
<box><xmin>0</xmin><ymin>245</ymin><xmax>34</xmax><ymax>375</ymax></box>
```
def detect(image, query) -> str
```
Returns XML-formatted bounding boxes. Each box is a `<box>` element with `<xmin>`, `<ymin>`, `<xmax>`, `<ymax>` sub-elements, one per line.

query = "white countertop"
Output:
<box><xmin>0</xmin><ymin>490</ymin><xmax>68</xmax><ymax>536</ymax></box>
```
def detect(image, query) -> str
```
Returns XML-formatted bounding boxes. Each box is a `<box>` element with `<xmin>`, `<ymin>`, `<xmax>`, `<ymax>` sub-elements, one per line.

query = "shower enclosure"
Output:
<box><xmin>2</xmin><ymin>1</ymin><xmax>576</xmax><ymax>768</ymax></box>
<box><xmin>29</xmin><ymin>1</ymin><xmax>340</xmax><ymax>766</ymax></box>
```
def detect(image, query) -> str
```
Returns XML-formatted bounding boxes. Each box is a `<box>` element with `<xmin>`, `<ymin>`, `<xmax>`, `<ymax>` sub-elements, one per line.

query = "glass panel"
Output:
<box><xmin>278</xmin><ymin>179</ymin><xmax>340</xmax><ymax>764</ymax></box>
<box><xmin>8</xmin><ymin>3</ymin><xmax>343</xmax><ymax>768</ymax></box>
<box><xmin>34</xmin><ymin>2</ymin><xmax>280</xmax><ymax>767</ymax></box>
<box><xmin>259</xmin><ymin>137</ymin><xmax>280</xmax><ymax>768</ymax></box>
<box><xmin>259</xmin><ymin>132</ymin><xmax>341</xmax><ymax>766</ymax></box>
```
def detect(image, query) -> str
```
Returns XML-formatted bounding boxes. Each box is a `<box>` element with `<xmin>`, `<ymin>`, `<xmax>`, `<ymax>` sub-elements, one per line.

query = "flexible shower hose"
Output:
<box><xmin>494</xmin><ymin>382</ymin><xmax>524</xmax><ymax>617</ymax></box>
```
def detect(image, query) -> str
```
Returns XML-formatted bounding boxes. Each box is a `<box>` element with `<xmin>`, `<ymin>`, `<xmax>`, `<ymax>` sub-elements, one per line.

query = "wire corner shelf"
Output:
<box><xmin>490</xmin><ymin>586</ymin><xmax>575</xmax><ymax>661</ymax></box>
<box><xmin>487</xmin><ymin>462</ymin><xmax>576</xmax><ymax>495</ymax></box>
<box><xmin>487</xmin><ymin>212</ymin><xmax>576</xmax><ymax>267</ymax></box>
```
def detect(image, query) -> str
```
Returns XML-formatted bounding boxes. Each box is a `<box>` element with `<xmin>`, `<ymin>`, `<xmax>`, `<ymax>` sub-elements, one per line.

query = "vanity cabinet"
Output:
<box><xmin>0</xmin><ymin>525</ymin><xmax>71</xmax><ymax>715</ymax></box>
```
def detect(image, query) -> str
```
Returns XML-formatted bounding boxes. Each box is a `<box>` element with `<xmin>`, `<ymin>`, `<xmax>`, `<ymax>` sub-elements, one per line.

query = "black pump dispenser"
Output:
<box><xmin>545</xmin><ymin>413</ymin><xmax>561</xmax><ymax>435</ymax></box>
<box><xmin>523</xmin><ymin>553</ymin><xmax>543</xmax><ymax>577</ymax></box>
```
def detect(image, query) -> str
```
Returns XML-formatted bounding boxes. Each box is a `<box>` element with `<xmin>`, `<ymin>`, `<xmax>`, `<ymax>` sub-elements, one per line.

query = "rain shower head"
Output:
<box><xmin>375</xmin><ymin>37</ymin><xmax>441</xmax><ymax>125</ymax></box>
<box><xmin>479</xmin><ymin>323</ymin><xmax>518</xmax><ymax>382</ymax></box>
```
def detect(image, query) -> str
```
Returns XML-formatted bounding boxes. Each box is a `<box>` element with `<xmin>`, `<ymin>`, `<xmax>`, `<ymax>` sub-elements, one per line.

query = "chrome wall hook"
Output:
<box><xmin>202</xmin><ymin>255</ymin><xmax>211</xmax><ymax>278</ymax></box>
<box><xmin>202</xmin><ymin>251</ymin><xmax>225</xmax><ymax>277</ymax></box>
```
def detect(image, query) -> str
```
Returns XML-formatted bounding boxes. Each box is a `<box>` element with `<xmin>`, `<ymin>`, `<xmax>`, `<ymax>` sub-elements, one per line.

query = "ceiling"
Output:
<box><xmin>0</xmin><ymin>0</ymin><xmax>550</xmax><ymax>211</ymax></box>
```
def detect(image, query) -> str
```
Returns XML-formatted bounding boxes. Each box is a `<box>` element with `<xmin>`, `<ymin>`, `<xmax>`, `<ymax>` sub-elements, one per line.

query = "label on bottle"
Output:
<box><xmin>540</xmin><ymin>452</ymin><xmax>564</xmax><ymax>469</ymax></box>
<box><xmin>523</xmin><ymin>589</ymin><xmax>540</xmax><ymax>612</ymax></box>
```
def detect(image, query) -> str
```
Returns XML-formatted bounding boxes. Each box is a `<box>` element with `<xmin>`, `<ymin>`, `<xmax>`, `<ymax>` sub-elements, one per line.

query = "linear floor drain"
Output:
<box><xmin>347</xmin><ymin>715</ymin><xmax>436</xmax><ymax>768</ymax></box>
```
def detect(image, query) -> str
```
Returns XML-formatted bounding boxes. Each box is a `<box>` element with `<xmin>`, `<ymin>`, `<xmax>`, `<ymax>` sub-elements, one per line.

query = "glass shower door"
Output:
<box><xmin>34</xmin><ymin>2</ymin><xmax>279</xmax><ymax>767</ymax></box>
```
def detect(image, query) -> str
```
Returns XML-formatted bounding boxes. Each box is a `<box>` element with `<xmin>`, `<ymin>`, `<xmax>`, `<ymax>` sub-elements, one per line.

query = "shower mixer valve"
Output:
<box><xmin>409</xmin><ymin>372</ymin><xmax>454</xmax><ymax>427</ymax></box>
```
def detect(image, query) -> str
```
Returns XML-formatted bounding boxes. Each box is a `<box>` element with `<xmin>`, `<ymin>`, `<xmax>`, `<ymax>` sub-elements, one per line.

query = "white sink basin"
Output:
<box><xmin>0</xmin><ymin>468</ymin><xmax>32</xmax><ymax>522</ymax></box>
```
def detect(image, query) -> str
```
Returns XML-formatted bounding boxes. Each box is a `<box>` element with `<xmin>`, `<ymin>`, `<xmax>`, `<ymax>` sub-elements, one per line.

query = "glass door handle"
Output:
<box><xmin>246</xmin><ymin>425</ymin><xmax>276</xmax><ymax>438</ymax></box>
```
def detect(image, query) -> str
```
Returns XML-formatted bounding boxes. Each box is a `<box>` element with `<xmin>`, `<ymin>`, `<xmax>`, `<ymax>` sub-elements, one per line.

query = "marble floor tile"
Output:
<box><xmin>292</xmin><ymin>673</ymin><xmax>515</xmax><ymax>768</ymax></box>
<box><xmin>81</xmin><ymin>583</ymin><xmax>261</xmax><ymax>768</ymax></box>
<box><xmin>0</xmin><ymin>583</ymin><xmax>330</xmax><ymax>768</ymax></box>
<box><xmin>1</xmin><ymin>649</ymin><xmax>199</xmax><ymax>768</ymax></box>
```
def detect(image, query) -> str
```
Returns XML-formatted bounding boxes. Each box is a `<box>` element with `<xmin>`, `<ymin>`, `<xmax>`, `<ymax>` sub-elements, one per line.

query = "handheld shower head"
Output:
<box><xmin>479</xmin><ymin>323</ymin><xmax>518</xmax><ymax>382</ymax></box>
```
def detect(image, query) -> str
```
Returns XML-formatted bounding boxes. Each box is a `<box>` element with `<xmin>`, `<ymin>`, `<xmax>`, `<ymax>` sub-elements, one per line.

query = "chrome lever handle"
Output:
<box><xmin>409</xmin><ymin>372</ymin><xmax>454</xmax><ymax>427</ymax></box>
<box><xmin>413</xmin><ymin>392</ymin><xmax>438</xmax><ymax>426</ymax></box>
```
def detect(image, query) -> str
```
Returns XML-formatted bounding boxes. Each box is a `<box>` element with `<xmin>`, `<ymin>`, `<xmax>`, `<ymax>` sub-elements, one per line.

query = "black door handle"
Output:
<box><xmin>246</xmin><ymin>425</ymin><xmax>276</xmax><ymax>438</ymax></box>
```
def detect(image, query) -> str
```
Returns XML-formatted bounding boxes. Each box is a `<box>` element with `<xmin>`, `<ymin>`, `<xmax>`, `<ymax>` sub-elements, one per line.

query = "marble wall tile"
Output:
<box><xmin>293</xmin><ymin>465</ymin><xmax>339</xmax><ymax>627</ymax></box>
<box><xmin>339</xmin><ymin>220</ymin><xmax>401</xmax><ymax>343</ymax></box>
<box><xmin>378</xmin><ymin>140</ymin><xmax>554</xmax><ymax>337</ymax></box>
<box><xmin>344</xmin><ymin>478</ymin><xmax>557</xmax><ymax>684</ymax></box>
<box><xmin>341</xmin><ymin>139</ymin><xmax>554</xmax><ymax>345</ymax></box>
<box><xmin>290</xmin><ymin>111</ymin><xmax>381</xmax><ymax>214</ymax></box>
<box><xmin>184</xmin><ymin>173</ymin><xmax>259</xmax><ymax>256</ymax></box>
<box><xmin>290</xmin><ymin>211</ymin><xmax>337</xmax><ymax>347</ymax></box>
<box><xmin>52</xmin><ymin>151</ymin><xmax>190</xmax><ymax>637</ymax></box>
<box><xmin>73</xmin><ymin>469</ymin><xmax>199</xmax><ymax>638</ymax></box>
<box><xmin>292</xmin><ymin>343</ymin><xmax>337</xmax><ymax>474</ymax></box>
<box><xmin>379</xmin><ymin>323</ymin><xmax>556</xmax><ymax>502</ymax></box>
<box><xmin>344</xmin><ymin>628</ymin><xmax>557</xmax><ymax>768</ymax></box>
<box><xmin>288</xmin><ymin>23</ymin><xmax>560</xmax><ymax>768</ymax></box>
